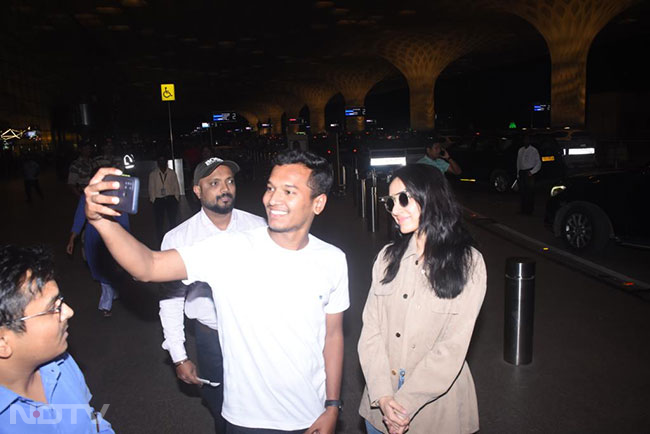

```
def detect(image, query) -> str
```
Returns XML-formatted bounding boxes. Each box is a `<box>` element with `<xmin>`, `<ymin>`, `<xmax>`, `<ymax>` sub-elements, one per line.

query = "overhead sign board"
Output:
<box><xmin>212</xmin><ymin>112</ymin><xmax>238</xmax><ymax>122</ymax></box>
<box><xmin>345</xmin><ymin>106</ymin><xmax>366</xmax><ymax>117</ymax></box>
<box><xmin>533</xmin><ymin>104</ymin><xmax>550</xmax><ymax>112</ymax></box>
<box><xmin>160</xmin><ymin>84</ymin><xmax>175</xmax><ymax>101</ymax></box>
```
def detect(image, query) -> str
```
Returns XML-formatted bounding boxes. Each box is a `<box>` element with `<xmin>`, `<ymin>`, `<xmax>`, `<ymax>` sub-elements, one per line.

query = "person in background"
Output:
<box><xmin>0</xmin><ymin>245</ymin><xmax>114</xmax><ymax>433</ymax></box>
<box><xmin>358</xmin><ymin>164</ymin><xmax>486</xmax><ymax>434</ymax></box>
<box><xmin>516</xmin><ymin>136</ymin><xmax>541</xmax><ymax>215</ymax></box>
<box><xmin>66</xmin><ymin>176</ymin><xmax>130</xmax><ymax>317</ymax></box>
<box><xmin>93</xmin><ymin>140</ymin><xmax>123</xmax><ymax>170</ymax></box>
<box><xmin>68</xmin><ymin>142</ymin><xmax>94</xmax><ymax>197</ymax></box>
<box><xmin>159</xmin><ymin>157</ymin><xmax>266</xmax><ymax>433</ymax></box>
<box><xmin>23</xmin><ymin>156</ymin><xmax>44</xmax><ymax>203</ymax></box>
<box><xmin>149</xmin><ymin>155</ymin><xmax>181</xmax><ymax>244</ymax></box>
<box><xmin>416</xmin><ymin>136</ymin><xmax>462</xmax><ymax>175</ymax></box>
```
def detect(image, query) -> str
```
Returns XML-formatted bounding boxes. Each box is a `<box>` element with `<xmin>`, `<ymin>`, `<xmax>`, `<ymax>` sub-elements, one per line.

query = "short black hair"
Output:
<box><xmin>0</xmin><ymin>245</ymin><xmax>55</xmax><ymax>333</ymax></box>
<box><xmin>271</xmin><ymin>150</ymin><xmax>333</xmax><ymax>197</ymax></box>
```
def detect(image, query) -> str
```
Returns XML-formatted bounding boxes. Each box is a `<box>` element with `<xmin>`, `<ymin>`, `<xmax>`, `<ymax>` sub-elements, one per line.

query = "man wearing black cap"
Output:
<box><xmin>158</xmin><ymin>157</ymin><xmax>266</xmax><ymax>432</ymax></box>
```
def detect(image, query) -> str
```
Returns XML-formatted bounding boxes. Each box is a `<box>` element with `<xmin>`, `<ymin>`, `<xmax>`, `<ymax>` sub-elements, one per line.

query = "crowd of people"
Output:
<box><xmin>0</xmin><ymin>133</ymin><xmax>489</xmax><ymax>433</ymax></box>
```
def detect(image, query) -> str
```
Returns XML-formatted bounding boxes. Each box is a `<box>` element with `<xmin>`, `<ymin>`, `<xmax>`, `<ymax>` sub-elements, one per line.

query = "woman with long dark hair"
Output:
<box><xmin>358</xmin><ymin>164</ymin><xmax>487</xmax><ymax>434</ymax></box>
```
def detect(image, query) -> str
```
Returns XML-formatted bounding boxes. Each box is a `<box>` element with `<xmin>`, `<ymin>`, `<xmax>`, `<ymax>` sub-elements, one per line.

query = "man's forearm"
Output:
<box><xmin>447</xmin><ymin>158</ymin><xmax>462</xmax><ymax>175</ymax></box>
<box><xmin>323</xmin><ymin>314</ymin><xmax>344</xmax><ymax>401</ymax></box>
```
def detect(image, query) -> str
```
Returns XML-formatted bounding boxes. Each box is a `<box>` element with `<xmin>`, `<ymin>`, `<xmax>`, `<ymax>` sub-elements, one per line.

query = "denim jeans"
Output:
<box><xmin>195</xmin><ymin>320</ymin><xmax>226</xmax><ymax>433</ymax></box>
<box><xmin>365</xmin><ymin>369</ymin><xmax>406</xmax><ymax>434</ymax></box>
<box><xmin>98</xmin><ymin>282</ymin><xmax>116</xmax><ymax>311</ymax></box>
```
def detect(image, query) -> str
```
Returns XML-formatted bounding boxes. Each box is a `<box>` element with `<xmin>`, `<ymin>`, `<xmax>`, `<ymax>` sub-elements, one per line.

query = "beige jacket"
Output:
<box><xmin>358</xmin><ymin>237</ymin><xmax>487</xmax><ymax>433</ymax></box>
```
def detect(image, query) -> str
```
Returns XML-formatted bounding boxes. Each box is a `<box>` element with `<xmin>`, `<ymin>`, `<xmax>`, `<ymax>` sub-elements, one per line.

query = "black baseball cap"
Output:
<box><xmin>193</xmin><ymin>157</ymin><xmax>240</xmax><ymax>185</ymax></box>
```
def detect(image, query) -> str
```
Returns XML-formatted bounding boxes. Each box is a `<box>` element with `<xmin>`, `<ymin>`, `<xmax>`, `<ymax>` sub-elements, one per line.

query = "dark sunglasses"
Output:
<box><xmin>380</xmin><ymin>190</ymin><xmax>411</xmax><ymax>213</ymax></box>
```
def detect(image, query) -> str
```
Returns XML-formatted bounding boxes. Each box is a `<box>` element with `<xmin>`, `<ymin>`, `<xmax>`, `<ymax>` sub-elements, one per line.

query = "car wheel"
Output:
<box><xmin>560</xmin><ymin>204</ymin><xmax>610</xmax><ymax>252</ymax></box>
<box><xmin>490</xmin><ymin>170</ymin><xmax>510</xmax><ymax>193</ymax></box>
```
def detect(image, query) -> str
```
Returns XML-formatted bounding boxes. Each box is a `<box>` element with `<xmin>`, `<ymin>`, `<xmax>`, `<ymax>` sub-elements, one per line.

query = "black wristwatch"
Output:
<box><xmin>325</xmin><ymin>399</ymin><xmax>343</xmax><ymax>410</ymax></box>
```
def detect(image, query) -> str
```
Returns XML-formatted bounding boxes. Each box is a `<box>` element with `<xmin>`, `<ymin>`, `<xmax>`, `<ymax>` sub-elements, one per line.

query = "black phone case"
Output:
<box><xmin>103</xmin><ymin>174</ymin><xmax>140</xmax><ymax>214</ymax></box>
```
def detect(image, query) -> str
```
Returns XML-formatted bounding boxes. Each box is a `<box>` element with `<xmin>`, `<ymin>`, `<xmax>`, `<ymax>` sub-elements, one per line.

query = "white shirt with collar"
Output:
<box><xmin>517</xmin><ymin>145</ymin><xmax>542</xmax><ymax>175</ymax></box>
<box><xmin>148</xmin><ymin>167</ymin><xmax>181</xmax><ymax>202</ymax></box>
<box><xmin>159</xmin><ymin>208</ymin><xmax>266</xmax><ymax>363</ymax></box>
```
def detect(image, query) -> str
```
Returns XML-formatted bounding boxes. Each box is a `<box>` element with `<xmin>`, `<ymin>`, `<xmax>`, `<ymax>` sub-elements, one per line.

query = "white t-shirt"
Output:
<box><xmin>177</xmin><ymin>226</ymin><xmax>349</xmax><ymax>430</ymax></box>
<box><xmin>159</xmin><ymin>208</ymin><xmax>267</xmax><ymax>363</ymax></box>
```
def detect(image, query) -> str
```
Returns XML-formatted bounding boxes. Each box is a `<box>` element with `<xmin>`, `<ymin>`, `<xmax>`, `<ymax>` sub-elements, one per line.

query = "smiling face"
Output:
<box><xmin>263</xmin><ymin>163</ymin><xmax>326</xmax><ymax>240</ymax></box>
<box><xmin>9</xmin><ymin>280</ymin><xmax>74</xmax><ymax>366</ymax></box>
<box><xmin>193</xmin><ymin>165</ymin><xmax>236</xmax><ymax>215</ymax></box>
<box><xmin>388</xmin><ymin>177</ymin><xmax>421</xmax><ymax>234</ymax></box>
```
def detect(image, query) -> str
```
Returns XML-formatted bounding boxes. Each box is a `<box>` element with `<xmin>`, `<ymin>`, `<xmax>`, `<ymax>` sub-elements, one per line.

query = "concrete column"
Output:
<box><xmin>310</xmin><ymin>105</ymin><xmax>326</xmax><ymax>134</ymax></box>
<box><xmin>379</xmin><ymin>31</ymin><xmax>479</xmax><ymax>132</ymax></box>
<box><xmin>500</xmin><ymin>0</ymin><xmax>635</xmax><ymax>128</ymax></box>
<box><xmin>405</xmin><ymin>74</ymin><xmax>437</xmax><ymax>132</ymax></box>
<box><xmin>327</xmin><ymin>59</ymin><xmax>396</xmax><ymax>133</ymax></box>
<box><xmin>345</xmin><ymin>97</ymin><xmax>366</xmax><ymax>133</ymax></box>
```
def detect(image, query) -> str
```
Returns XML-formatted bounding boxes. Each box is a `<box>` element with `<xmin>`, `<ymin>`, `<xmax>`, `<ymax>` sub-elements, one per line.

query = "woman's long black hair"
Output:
<box><xmin>381</xmin><ymin>164</ymin><xmax>476</xmax><ymax>299</ymax></box>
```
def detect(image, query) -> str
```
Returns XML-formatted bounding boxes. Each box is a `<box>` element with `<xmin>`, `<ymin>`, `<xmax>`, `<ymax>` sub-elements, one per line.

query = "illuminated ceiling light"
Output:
<box><xmin>337</xmin><ymin>19</ymin><xmax>356</xmax><ymax>25</ymax></box>
<box><xmin>218</xmin><ymin>41</ymin><xmax>235</xmax><ymax>48</ymax></box>
<box><xmin>108</xmin><ymin>25</ymin><xmax>130</xmax><ymax>31</ymax></box>
<box><xmin>181</xmin><ymin>37</ymin><xmax>198</xmax><ymax>43</ymax></box>
<box><xmin>332</xmin><ymin>8</ymin><xmax>350</xmax><ymax>15</ymax></box>
<box><xmin>96</xmin><ymin>6</ymin><xmax>122</xmax><ymax>14</ymax></box>
<box><xmin>314</xmin><ymin>1</ymin><xmax>334</xmax><ymax>8</ymax></box>
<box><xmin>399</xmin><ymin>9</ymin><xmax>417</xmax><ymax>15</ymax></box>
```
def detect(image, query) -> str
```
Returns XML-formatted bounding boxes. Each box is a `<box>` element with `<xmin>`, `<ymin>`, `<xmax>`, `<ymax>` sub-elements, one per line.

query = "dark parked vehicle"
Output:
<box><xmin>447</xmin><ymin>132</ymin><xmax>565</xmax><ymax>192</ymax></box>
<box><xmin>545</xmin><ymin>163</ymin><xmax>650</xmax><ymax>252</ymax></box>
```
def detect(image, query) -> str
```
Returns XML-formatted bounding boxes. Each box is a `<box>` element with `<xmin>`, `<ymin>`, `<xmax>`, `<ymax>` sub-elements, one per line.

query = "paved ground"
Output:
<box><xmin>2</xmin><ymin>168</ymin><xmax>650</xmax><ymax>433</ymax></box>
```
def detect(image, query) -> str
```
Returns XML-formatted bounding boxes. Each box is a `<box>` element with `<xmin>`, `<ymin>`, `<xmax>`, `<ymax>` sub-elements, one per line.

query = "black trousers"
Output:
<box><xmin>194</xmin><ymin>321</ymin><xmax>226</xmax><ymax>434</ymax></box>
<box><xmin>518</xmin><ymin>170</ymin><xmax>535</xmax><ymax>214</ymax></box>
<box><xmin>153</xmin><ymin>196</ymin><xmax>178</xmax><ymax>244</ymax></box>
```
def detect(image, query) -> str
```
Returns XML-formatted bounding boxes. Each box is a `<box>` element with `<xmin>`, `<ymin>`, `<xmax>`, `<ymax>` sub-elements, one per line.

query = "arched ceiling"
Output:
<box><xmin>2</xmin><ymin>0</ymin><xmax>649</xmax><ymax>122</ymax></box>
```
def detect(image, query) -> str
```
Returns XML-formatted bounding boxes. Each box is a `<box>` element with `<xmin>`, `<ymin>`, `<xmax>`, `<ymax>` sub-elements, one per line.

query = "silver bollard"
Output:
<box><xmin>504</xmin><ymin>257</ymin><xmax>536</xmax><ymax>365</ymax></box>
<box><xmin>359</xmin><ymin>178</ymin><xmax>367</xmax><ymax>218</ymax></box>
<box><xmin>369</xmin><ymin>184</ymin><xmax>378</xmax><ymax>232</ymax></box>
<box><xmin>353</xmin><ymin>168</ymin><xmax>359</xmax><ymax>207</ymax></box>
<box><xmin>340</xmin><ymin>165</ymin><xmax>347</xmax><ymax>191</ymax></box>
<box><xmin>368</xmin><ymin>171</ymin><xmax>378</xmax><ymax>232</ymax></box>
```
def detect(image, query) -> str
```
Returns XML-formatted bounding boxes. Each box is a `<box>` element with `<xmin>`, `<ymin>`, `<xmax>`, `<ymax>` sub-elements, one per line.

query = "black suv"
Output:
<box><xmin>447</xmin><ymin>131</ymin><xmax>565</xmax><ymax>192</ymax></box>
<box><xmin>545</xmin><ymin>163</ymin><xmax>650</xmax><ymax>252</ymax></box>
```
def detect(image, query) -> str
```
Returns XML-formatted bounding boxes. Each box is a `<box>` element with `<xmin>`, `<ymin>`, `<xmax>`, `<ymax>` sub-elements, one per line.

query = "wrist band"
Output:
<box><xmin>174</xmin><ymin>358</ymin><xmax>189</xmax><ymax>367</ymax></box>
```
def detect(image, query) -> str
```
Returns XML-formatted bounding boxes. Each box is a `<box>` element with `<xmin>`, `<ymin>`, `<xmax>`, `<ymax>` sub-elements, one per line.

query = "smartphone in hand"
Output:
<box><xmin>103</xmin><ymin>174</ymin><xmax>140</xmax><ymax>214</ymax></box>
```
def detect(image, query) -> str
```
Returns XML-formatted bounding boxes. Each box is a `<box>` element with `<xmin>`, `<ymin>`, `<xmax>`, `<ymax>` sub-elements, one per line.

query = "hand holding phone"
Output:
<box><xmin>103</xmin><ymin>174</ymin><xmax>140</xmax><ymax>214</ymax></box>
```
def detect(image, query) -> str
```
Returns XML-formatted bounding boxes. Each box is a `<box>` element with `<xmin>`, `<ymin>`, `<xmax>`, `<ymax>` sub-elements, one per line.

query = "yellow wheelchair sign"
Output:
<box><xmin>160</xmin><ymin>84</ymin><xmax>175</xmax><ymax>101</ymax></box>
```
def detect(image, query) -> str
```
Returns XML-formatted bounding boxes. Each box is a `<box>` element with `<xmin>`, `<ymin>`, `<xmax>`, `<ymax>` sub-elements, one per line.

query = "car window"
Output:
<box><xmin>475</xmin><ymin>137</ymin><xmax>497</xmax><ymax>151</ymax></box>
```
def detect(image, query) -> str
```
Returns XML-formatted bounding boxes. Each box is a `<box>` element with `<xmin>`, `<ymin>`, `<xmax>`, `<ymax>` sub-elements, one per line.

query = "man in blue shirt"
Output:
<box><xmin>0</xmin><ymin>245</ymin><xmax>113</xmax><ymax>433</ymax></box>
<box><xmin>416</xmin><ymin>137</ymin><xmax>462</xmax><ymax>175</ymax></box>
